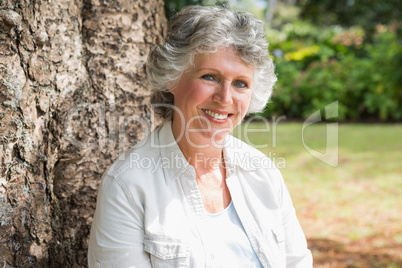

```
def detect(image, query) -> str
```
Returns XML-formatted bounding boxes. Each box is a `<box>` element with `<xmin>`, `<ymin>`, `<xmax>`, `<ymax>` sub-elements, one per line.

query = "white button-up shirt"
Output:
<box><xmin>88</xmin><ymin>121</ymin><xmax>313</xmax><ymax>268</ymax></box>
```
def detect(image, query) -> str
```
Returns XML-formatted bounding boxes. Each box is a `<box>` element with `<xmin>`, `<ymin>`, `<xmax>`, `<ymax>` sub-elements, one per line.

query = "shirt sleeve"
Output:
<box><xmin>279</xmin><ymin>171</ymin><xmax>313</xmax><ymax>268</ymax></box>
<box><xmin>88</xmin><ymin>174</ymin><xmax>151</xmax><ymax>268</ymax></box>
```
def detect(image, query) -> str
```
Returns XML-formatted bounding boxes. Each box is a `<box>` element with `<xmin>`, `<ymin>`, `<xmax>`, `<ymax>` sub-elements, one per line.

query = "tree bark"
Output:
<box><xmin>0</xmin><ymin>0</ymin><xmax>166</xmax><ymax>267</ymax></box>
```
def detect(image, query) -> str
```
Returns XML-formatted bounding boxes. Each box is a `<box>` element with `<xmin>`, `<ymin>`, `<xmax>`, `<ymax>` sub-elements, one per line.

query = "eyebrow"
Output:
<box><xmin>196</xmin><ymin>68</ymin><xmax>253</xmax><ymax>80</ymax></box>
<box><xmin>195</xmin><ymin>68</ymin><xmax>221</xmax><ymax>73</ymax></box>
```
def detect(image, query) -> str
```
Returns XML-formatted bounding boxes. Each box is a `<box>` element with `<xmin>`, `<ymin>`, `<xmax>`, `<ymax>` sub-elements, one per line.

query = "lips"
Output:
<box><xmin>202</xmin><ymin>109</ymin><xmax>232</xmax><ymax>120</ymax></box>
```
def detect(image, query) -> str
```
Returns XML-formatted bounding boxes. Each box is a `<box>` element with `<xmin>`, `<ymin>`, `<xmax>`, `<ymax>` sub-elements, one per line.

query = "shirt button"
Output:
<box><xmin>161</xmin><ymin>247</ymin><xmax>168</xmax><ymax>255</ymax></box>
<box><xmin>259</xmin><ymin>247</ymin><xmax>265</xmax><ymax>253</ymax></box>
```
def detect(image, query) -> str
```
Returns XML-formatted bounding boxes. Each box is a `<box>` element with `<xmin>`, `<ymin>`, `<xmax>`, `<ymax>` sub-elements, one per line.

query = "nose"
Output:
<box><xmin>213</xmin><ymin>81</ymin><xmax>233</xmax><ymax>106</ymax></box>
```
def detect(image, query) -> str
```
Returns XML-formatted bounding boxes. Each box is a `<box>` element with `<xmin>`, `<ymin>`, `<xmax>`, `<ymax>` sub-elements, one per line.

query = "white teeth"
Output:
<box><xmin>203</xmin><ymin>109</ymin><xmax>229</xmax><ymax>120</ymax></box>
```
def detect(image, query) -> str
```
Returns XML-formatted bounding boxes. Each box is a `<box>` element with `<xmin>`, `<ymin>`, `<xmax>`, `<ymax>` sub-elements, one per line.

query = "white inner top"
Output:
<box><xmin>203</xmin><ymin>202</ymin><xmax>264</xmax><ymax>267</ymax></box>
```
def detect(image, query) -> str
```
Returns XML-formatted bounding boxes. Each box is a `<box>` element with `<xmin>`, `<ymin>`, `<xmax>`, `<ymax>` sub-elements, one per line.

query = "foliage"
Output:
<box><xmin>297</xmin><ymin>0</ymin><xmax>401</xmax><ymax>40</ymax></box>
<box><xmin>260</xmin><ymin>2</ymin><xmax>402</xmax><ymax>121</ymax></box>
<box><xmin>263</xmin><ymin>22</ymin><xmax>402</xmax><ymax>121</ymax></box>
<box><xmin>164</xmin><ymin>0</ymin><xmax>227</xmax><ymax>19</ymax></box>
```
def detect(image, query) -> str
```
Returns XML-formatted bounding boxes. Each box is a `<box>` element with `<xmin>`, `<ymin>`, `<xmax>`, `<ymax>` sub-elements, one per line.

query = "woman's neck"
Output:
<box><xmin>171</xmin><ymin>119</ymin><xmax>232</xmax><ymax>213</ymax></box>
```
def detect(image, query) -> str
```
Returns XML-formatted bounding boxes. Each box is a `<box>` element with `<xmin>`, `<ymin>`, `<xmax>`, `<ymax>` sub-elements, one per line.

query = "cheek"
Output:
<box><xmin>237</xmin><ymin>92</ymin><xmax>253</xmax><ymax>113</ymax></box>
<box><xmin>174</xmin><ymin>83</ymin><xmax>198</xmax><ymax>101</ymax></box>
<box><xmin>187</xmin><ymin>84</ymin><xmax>214</xmax><ymax>102</ymax></box>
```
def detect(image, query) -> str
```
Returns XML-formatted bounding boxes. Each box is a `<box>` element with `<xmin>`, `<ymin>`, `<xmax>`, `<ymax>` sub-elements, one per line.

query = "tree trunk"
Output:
<box><xmin>0</xmin><ymin>0</ymin><xmax>166</xmax><ymax>266</ymax></box>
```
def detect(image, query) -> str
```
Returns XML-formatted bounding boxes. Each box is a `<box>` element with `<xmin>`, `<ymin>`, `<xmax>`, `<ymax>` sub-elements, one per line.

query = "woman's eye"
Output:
<box><xmin>201</xmin><ymin>74</ymin><xmax>216</xmax><ymax>81</ymax></box>
<box><xmin>234</xmin><ymin>80</ymin><xmax>248</xmax><ymax>88</ymax></box>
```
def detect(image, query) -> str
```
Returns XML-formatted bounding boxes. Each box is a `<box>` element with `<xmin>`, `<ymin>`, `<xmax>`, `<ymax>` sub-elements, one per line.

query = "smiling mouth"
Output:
<box><xmin>202</xmin><ymin>109</ymin><xmax>232</xmax><ymax>120</ymax></box>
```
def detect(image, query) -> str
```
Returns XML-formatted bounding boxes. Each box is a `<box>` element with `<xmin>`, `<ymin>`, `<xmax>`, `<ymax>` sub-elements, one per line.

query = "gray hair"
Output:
<box><xmin>146</xmin><ymin>5</ymin><xmax>277</xmax><ymax>119</ymax></box>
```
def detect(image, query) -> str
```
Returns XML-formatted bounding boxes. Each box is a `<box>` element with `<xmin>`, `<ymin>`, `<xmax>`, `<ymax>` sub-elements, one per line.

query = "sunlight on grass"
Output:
<box><xmin>233</xmin><ymin>122</ymin><xmax>402</xmax><ymax>253</ymax></box>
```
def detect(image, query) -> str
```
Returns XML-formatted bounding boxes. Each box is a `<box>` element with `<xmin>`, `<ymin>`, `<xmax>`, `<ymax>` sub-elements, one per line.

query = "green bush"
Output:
<box><xmin>263</xmin><ymin>26</ymin><xmax>401</xmax><ymax>121</ymax></box>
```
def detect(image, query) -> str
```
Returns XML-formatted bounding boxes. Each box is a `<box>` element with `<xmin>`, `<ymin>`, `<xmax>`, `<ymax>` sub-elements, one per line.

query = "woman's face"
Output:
<box><xmin>171</xmin><ymin>47</ymin><xmax>254</xmax><ymax>146</ymax></box>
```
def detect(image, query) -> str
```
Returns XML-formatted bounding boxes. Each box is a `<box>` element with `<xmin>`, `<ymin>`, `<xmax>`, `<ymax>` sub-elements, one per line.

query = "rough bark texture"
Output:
<box><xmin>0</xmin><ymin>0</ymin><xmax>166</xmax><ymax>266</ymax></box>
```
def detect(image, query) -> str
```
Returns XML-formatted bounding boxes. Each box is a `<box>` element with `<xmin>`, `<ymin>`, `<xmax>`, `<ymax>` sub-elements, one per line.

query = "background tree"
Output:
<box><xmin>296</xmin><ymin>0</ymin><xmax>401</xmax><ymax>40</ymax></box>
<box><xmin>0</xmin><ymin>0</ymin><xmax>166</xmax><ymax>266</ymax></box>
<box><xmin>164</xmin><ymin>0</ymin><xmax>227</xmax><ymax>19</ymax></box>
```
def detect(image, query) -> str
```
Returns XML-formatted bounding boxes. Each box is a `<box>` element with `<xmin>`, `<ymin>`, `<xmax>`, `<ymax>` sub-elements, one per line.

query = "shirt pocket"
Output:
<box><xmin>144</xmin><ymin>235</ymin><xmax>190</xmax><ymax>268</ymax></box>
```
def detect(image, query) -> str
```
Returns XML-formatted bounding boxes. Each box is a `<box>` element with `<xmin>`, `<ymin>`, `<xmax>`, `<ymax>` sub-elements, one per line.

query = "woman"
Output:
<box><xmin>88</xmin><ymin>5</ymin><xmax>312</xmax><ymax>268</ymax></box>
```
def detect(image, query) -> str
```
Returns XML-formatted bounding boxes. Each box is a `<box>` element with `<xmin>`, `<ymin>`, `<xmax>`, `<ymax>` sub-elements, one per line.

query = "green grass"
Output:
<box><xmin>232</xmin><ymin>122</ymin><xmax>402</xmax><ymax>244</ymax></box>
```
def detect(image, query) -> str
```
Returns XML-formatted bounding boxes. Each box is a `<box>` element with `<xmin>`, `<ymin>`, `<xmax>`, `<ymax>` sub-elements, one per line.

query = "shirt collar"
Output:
<box><xmin>158</xmin><ymin>121</ymin><xmax>194</xmax><ymax>184</ymax></box>
<box><xmin>223</xmin><ymin>134</ymin><xmax>258</xmax><ymax>172</ymax></box>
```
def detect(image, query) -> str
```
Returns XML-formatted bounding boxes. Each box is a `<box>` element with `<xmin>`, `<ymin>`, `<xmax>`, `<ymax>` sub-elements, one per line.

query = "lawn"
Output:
<box><xmin>233</xmin><ymin>121</ymin><xmax>402</xmax><ymax>268</ymax></box>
